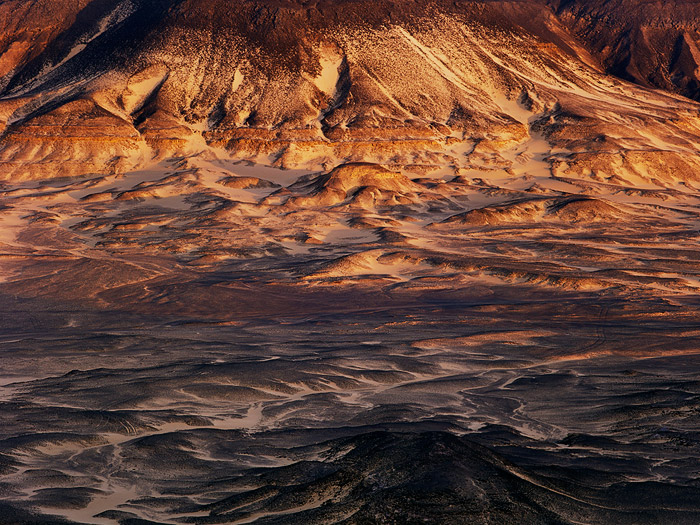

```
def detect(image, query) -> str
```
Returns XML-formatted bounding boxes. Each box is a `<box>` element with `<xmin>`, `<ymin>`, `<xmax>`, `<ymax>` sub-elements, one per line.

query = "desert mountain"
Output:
<box><xmin>3</xmin><ymin>3</ymin><xmax>700</xmax><ymax>523</ymax></box>
<box><xmin>1</xmin><ymin>0</ymin><xmax>699</xmax><ymax>180</ymax></box>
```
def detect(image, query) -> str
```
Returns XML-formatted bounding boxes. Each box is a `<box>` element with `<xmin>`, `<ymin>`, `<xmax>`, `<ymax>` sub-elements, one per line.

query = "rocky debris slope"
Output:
<box><xmin>0</xmin><ymin>0</ymin><xmax>700</xmax><ymax>182</ymax></box>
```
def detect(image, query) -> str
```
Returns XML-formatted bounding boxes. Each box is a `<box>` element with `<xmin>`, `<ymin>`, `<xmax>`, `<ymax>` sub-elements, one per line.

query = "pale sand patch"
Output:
<box><xmin>312</xmin><ymin>49</ymin><xmax>343</xmax><ymax>96</ymax></box>
<box><xmin>197</xmin><ymin>159</ymin><xmax>315</xmax><ymax>187</ymax></box>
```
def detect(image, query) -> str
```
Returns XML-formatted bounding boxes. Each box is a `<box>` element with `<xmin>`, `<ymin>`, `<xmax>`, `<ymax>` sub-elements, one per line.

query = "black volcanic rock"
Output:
<box><xmin>193</xmin><ymin>431</ymin><xmax>565</xmax><ymax>524</ymax></box>
<box><xmin>177</xmin><ymin>430</ymin><xmax>700</xmax><ymax>524</ymax></box>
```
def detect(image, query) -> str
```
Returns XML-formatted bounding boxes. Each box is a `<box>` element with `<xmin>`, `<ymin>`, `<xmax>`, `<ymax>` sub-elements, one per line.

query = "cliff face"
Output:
<box><xmin>1</xmin><ymin>0</ymin><xmax>699</xmax><ymax>180</ymax></box>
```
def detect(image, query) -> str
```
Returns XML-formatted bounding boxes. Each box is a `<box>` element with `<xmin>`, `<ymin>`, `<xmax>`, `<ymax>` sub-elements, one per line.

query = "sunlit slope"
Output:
<box><xmin>0</xmin><ymin>0</ymin><xmax>699</xmax><ymax>186</ymax></box>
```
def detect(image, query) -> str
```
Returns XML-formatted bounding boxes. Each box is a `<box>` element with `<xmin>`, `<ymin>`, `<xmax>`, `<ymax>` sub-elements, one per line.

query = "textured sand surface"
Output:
<box><xmin>2</xmin><ymin>1</ymin><xmax>700</xmax><ymax>523</ymax></box>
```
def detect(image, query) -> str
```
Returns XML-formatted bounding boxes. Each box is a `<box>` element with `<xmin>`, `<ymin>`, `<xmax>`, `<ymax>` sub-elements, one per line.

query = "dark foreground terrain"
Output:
<box><xmin>2</xmin><ymin>287</ymin><xmax>700</xmax><ymax>524</ymax></box>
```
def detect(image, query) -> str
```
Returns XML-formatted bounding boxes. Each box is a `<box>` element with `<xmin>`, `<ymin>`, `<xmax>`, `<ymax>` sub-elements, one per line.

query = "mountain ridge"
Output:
<box><xmin>2</xmin><ymin>0</ymin><xmax>700</xmax><ymax>181</ymax></box>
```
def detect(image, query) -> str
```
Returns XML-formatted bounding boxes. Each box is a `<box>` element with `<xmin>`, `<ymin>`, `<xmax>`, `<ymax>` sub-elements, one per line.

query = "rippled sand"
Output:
<box><xmin>1</xmin><ymin>156</ymin><xmax>700</xmax><ymax>523</ymax></box>
<box><xmin>1</xmin><ymin>290</ymin><xmax>700</xmax><ymax>523</ymax></box>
